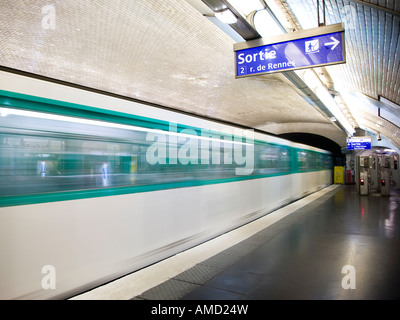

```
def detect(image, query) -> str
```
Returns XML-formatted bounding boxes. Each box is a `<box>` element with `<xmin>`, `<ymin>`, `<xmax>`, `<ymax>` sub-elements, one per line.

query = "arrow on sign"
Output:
<box><xmin>324</xmin><ymin>37</ymin><xmax>340</xmax><ymax>50</ymax></box>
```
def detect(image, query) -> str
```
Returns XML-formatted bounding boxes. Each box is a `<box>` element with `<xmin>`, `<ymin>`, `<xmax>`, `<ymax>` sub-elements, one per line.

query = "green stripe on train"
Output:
<box><xmin>0</xmin><ymin>170</ymin><xmax>332</xmax><ymax>207</ymax></box>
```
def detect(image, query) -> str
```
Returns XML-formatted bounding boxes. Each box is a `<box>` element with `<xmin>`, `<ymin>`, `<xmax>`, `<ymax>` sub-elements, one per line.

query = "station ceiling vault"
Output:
<box><xmin>0</xmin><ymin>0</ymin><xmax>399</xmax><ymax>151</ymax></box>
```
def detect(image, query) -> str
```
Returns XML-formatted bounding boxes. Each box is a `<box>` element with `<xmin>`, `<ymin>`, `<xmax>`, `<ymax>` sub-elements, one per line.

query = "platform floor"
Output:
<box><xmin>71</xmin><ymin>184</ymin><xmax>400</xmax><ymax>300</ymax></box>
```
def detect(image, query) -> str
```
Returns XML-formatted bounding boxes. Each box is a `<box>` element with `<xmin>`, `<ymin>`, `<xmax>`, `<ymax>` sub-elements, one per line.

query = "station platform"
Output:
<box><xmin>71</xmin><ymin>184</ymin><xmax>400</xmax><ymax>300</ymax></box>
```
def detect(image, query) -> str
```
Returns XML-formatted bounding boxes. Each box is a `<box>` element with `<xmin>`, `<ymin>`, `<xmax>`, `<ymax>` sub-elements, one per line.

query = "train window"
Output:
<box><xmin>278</xmin><ymin>147</ymin><xmax>290</xmax><ymax>173</ymax></box>
<box><xmin>297</xmin><ymin>151</ymin><xmax>307</xmax><ymax>172</ymax></box>
<box><xmin>255</xmin><ymin>144</ymin><xmax>290</xmax><ymax>175</ymax></box>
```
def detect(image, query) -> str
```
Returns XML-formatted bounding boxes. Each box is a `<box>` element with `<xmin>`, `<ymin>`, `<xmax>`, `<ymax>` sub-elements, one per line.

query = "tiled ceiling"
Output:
<box><xmin>283</xmin><ymin>0</ymin><xmax>400</xmax><ymax>148</ymax></box>
<box><xmin>2</xmin><ymin>0</ymin><xmax>399</xmax><ymax>149</ymax></box>
<box><xmin>284</xmin><ymin>0</ymin><xmax>399</xmax><ymax>104</ymax></box>
<box><xmin>0</xmin><ymin>0</ymin><xmax>347</xmax><ymax>147</ymax></box>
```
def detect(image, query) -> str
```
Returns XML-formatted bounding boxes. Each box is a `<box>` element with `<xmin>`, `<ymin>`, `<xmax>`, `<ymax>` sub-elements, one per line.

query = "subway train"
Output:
<box><xmin>0</xmin><ymin>70</ymin><xmax>332</xmax><ymax>299</ymax></box>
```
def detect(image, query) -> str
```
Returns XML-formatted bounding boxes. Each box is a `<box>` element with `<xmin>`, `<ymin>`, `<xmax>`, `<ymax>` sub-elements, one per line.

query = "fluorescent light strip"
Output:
<box><xmin>302</xmin><ymin>71</ymin><xmax>355</xmax><ymax>136</ymax></box>
<box><xmin>215</xmin><ymin>9</ymin><xmax>237</xmax><ymax>24</ymax></box>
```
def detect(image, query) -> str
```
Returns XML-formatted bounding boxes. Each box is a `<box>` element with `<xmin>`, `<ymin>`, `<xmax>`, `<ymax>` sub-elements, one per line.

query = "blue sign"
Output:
<box><xmin>346</xmin><ymin>137</ymin><xmax>371</xmax><ymax>150</ymax></box>
<box><xmin>234</xmin><ymin>24</ymin><xmax>345</xmax><ymax>77</ymax></box>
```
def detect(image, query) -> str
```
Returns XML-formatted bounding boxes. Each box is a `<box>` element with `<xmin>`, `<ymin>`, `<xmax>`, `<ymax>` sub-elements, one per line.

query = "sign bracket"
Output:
<box><xmin>317</xmin><ymin>0</ymin><xmax>326</xmax><ymax>27</ymax></box>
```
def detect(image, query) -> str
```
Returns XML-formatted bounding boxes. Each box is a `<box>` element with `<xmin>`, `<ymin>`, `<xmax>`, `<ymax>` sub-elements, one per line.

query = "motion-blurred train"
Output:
<box><xmin>0</xmin><ymin>70</ymin><xmax>332</xmax><ymax>299</ymax></box>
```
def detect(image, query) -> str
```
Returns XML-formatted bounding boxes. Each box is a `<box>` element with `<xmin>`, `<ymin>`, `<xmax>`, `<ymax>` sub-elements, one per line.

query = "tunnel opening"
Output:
<box><xmin>278</xmin><ymin>132</ymin><xmax>345</xmax><ymax>166</ymax></box>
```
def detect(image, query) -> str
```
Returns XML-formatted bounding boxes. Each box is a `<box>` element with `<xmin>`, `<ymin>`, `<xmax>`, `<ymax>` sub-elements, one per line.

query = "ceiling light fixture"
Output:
<box><xmin>214</xmin><ymin>8</ymin><xmax>237</xmax><ymax>24</ymax></box>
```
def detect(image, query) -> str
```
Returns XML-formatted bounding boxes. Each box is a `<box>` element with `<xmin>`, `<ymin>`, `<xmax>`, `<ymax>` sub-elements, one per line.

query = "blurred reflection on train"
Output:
<box><xmin>0</xmin><ymin>108</ymin><xmax>331</xmax><ymax>197</ymax></box>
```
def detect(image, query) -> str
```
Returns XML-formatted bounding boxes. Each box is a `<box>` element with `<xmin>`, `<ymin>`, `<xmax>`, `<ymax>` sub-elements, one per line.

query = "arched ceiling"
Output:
<box><xmin>0</xmin><ymin>0</ymin><xmax>398</xmax><ymax>151</ymax></box>
<box><xmin>280</xmin><ymin>0</ymin><xmax>400</xmax><ymax>149</ymax></box>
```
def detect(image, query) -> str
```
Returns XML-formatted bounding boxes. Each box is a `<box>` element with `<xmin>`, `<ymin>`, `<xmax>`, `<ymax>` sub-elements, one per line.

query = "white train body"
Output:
<box><xmin>0</xmin><ymin>71</ymin><xmax>332</xmax><ymax>299</ymax></box>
